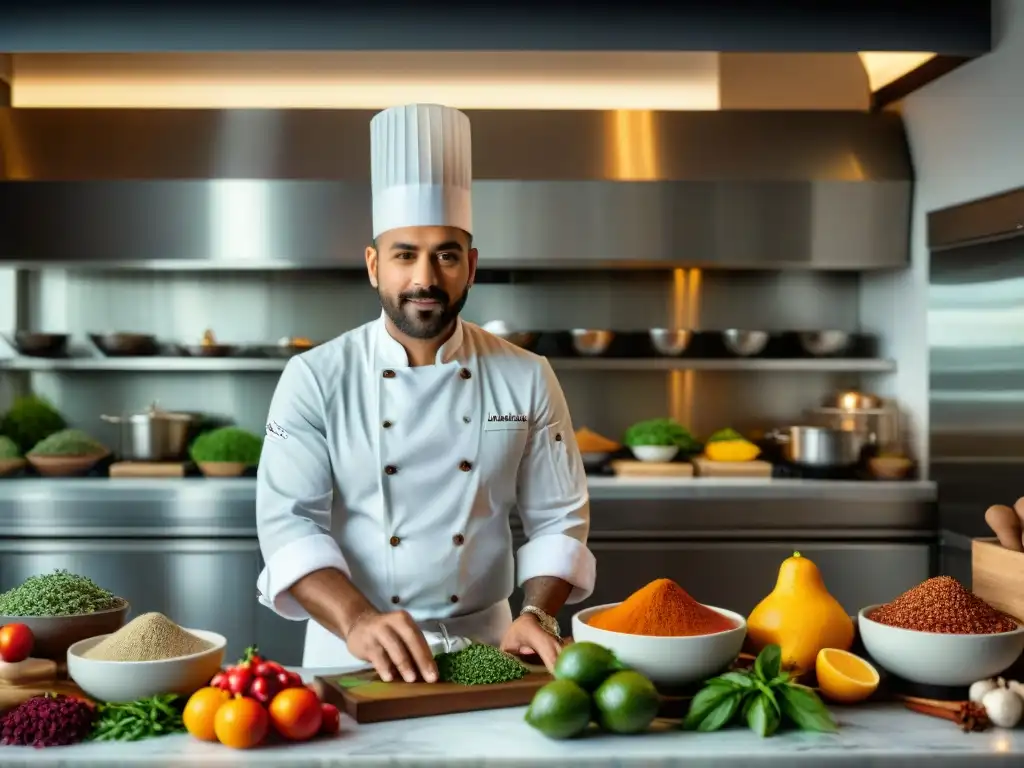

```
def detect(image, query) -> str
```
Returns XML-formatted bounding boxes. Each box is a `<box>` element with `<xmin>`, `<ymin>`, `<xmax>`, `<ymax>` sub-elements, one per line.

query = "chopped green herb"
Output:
<box><xmin>0</xmin><ymin>569</ymin><xmax>121</xmax><ymax>617</ymax></box>
<box><xmin>435</xmin><ymin>643</ymin><xmax>529</xmax><ymax>686</ymax></box>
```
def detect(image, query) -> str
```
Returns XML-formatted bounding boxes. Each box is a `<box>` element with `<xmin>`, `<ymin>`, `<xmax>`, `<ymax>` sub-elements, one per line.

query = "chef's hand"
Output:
<box><xmin>346</xmin><ymin>610</ymin><xmax>438</xmax><ymax>684</ymax></box>
<box><xmin>500</xmin><ymin>614</ymin><xmax>563</xmax><ymax>673</ymax></box>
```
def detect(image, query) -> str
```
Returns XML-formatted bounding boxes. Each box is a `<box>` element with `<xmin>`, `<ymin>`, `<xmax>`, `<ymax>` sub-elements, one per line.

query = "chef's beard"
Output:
<box><xmin>379</xmin><ymin>283</ymin><xmax>470</xmax><ymax>340</ymax></box>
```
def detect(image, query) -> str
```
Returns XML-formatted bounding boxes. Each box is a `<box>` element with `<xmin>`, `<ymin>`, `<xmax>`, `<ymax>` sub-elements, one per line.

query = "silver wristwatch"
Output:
<box><xmin>520</xmin><ymin>605</ymin><xmax>561</xmax><ymax>638</ymax></box>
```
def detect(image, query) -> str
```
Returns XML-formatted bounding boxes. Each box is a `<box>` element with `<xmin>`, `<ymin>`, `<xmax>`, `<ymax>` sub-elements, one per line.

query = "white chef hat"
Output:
<box><xmin>369</xmin><ymin>103</ymin><xmax>473</xmax><ymax>239</ymax></box>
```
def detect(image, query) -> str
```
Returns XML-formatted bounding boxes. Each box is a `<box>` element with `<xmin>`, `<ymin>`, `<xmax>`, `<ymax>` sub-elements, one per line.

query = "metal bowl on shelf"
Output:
<box><xmin>648</xmin><ymin>329</ymin><xmax>692</xmax><ymax>357</ymax></box>
<box><xmin>571</xmin><ymin>329</ymin><xmax>614</xmax><ymax>356</ymax></box>
<box><xmin>799</xmin><ymin>331</ymin><xmax>852</xmax><ymax>357</ymax></box>
<box><xmin>5</xmin><ymin>332</ymin><xmax>69</xmax><ymax>358</ymax></box>
<box><xmin>722</xmin><ymin>329</ymin><xmax>769</xmax><ymax>357</ymax></box>
<box><xmin>90</xmin><ymin>332</ymin><xmax>160</xmax><ymax>357</ymax></box>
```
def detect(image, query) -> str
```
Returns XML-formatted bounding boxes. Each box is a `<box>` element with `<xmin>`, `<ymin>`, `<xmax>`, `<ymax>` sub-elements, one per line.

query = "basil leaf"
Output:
<box><xmin>778</xmin><ymin>684</ymin><xmax>838</xmax><ymax>733</ymax></box>
<box><xmin>683</xmin><ymin>684</ymin><xmax>737</xmax><ymax>730</ymax></box>
<box><xmin>754</xmin><ymin>680</ymin><xmax>781</xmax><ymax>716</ymax></box>
<box><xmin>746</xmin><ymin>694</ymin><xmax>782</xmax><ymax>738</ymax></box>
<box><xmin>696</xmin><ymin>691</ymin><xmax>743</xmax><ymax>732</ymax></box>
<box><xmin>754</xmin><ymin>644</ymin><xmax>782</xmax><ymax>682</ymax></box>
<box><xmin>709</xmin><ymin>671</ymin><xmax>756</xmax><ymax>690</ymax></box>
<box><xmin>739</xmin><ymin>688</ymin><xmax>761</xmax><ymax>718</ymax></box>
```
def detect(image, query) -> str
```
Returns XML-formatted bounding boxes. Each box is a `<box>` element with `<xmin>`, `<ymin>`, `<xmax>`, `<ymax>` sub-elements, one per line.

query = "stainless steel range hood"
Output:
<box><xmin>0</xmin><ymin>109</ymin><xmax>912</xmax><ymax>270</ymax></box>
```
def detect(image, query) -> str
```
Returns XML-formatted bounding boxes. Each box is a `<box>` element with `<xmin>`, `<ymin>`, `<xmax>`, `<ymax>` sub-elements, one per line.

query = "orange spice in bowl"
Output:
<box><xmin>588</xmin><ymin>579</ymin><xmax>738</xmax><ymax>637</ymax></box>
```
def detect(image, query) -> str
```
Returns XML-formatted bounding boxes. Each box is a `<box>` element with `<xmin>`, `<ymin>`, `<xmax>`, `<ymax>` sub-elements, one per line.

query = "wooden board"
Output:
<box><xmin>317</xmin><ymin>665</ymin><xmax>553</xmax><ymax>723</ymax></box>
<box><xmin>0</xmin><ymin>679</ymin><xmax>90</xmax><ymax>714</ymax></box>
<box><xmin>0</xmin><ymin>658</ymin><xmax>58</xmax><ymax>686</ymax></box>
<box><xmin>692</xmin><ymin>457</ymin><xmax>773</xmax><ymax>478</ymax></box>
<box><xmin>611</xmin><ymin>460</ymin><xmax>694</xmax><ymax>478</ymax></box>
<box><xmin>109</xmin><ymin>461</ymin><xmax>188</xmax><ymax>477</ymax></box>
<box><xmin>972</xmin><ymin>537</ymin><xmax>1024</xmax><ymax>622</ymax></box>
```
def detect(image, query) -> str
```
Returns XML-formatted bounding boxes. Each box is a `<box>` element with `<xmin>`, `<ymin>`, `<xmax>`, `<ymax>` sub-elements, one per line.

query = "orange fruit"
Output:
<box><xmin>214</xmin><ymin>696</ymin><xmax>270</xmax><ymax>749</ymax></box>
<box><xmin>183</xmin><ymin>687</ymin><xmax>231</xmax><ymax>742</ymax></box>
<box><xmin>815</xmin><ymin>648</ymin><xmax>880</xmax><ymax>704</ymax></box>
<box><xmin>268</xmin><ymin>687</ymin><xmax>323</xmax><ymax>741</ymax></box>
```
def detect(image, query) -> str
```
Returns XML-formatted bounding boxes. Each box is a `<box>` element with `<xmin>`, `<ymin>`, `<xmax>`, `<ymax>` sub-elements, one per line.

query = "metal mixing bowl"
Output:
<box><xmin>799</xmin><ymin>331</ymin><xmax>851</xmax><ymax>356</ymax></box>
<box><xmin>571</xmin><ymin>329</ymin><xmax>614</xmax><ymax>356</ymax></box>
<box><xmin>649</xmin><ymin>329</ymin><xmax>693</xmax><ymax>357</ymax></box>
<box><xmin>722</xmin><ymin>330</ymin><xmax>769</xmax><ymax>356</ymax></box>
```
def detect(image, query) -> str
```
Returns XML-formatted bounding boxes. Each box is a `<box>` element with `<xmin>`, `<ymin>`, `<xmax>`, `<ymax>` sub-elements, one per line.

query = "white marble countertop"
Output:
<box><xmin>1</xmin><ymin>670</ymin><xmax>1020</xmax><ymax>766</ymax></box>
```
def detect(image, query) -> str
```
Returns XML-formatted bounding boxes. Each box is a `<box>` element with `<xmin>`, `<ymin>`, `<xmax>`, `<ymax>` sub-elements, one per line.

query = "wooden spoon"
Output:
<box><xmin>984</xmin><ymin>505</ymin><xmax>1024</xmax><ymax>552</ymax></box>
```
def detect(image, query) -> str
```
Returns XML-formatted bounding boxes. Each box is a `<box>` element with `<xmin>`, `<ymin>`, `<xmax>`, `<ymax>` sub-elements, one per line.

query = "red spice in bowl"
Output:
<box><xmin>587</xmin><ymin>579</ymin><xmax>738</xmax><ymax>636</ymax></box>
<box><xmin>868</xmin><ymin>576</ymin><xmax>1019</xmax><ymax>635</ymax></box>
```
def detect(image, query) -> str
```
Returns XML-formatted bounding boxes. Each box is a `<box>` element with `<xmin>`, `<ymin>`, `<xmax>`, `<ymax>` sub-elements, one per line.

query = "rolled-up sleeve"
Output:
<box><xmin>256</xmin><ymin>355</ymin><xmax>347</xmax><ymax>621</ymax></box>
<box><xmin>515</xmin><ymin>358</ymin><xmax>596</xmax><ymax>604</ymax></box>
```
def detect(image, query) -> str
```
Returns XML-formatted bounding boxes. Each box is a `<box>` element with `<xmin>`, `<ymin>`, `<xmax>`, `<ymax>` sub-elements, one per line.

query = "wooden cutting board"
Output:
<box><xmin>109</xmin><ymin>461</ymin><xmax>188</xmax><ymax>478</ymax></box>
<box><xmin>611</xmin><ymin>460</ymin><xmax>694</xmax><ymax>478</ymax></box>
<box><xmin>691</xmin><ymin>457</ymin><xmax>773</xmax><ymax>478</ymax></box>
<box><xmin>317</xmin><ymin>665</ymin><xmax>552</xmax><ymax>723</ymax></box>
<box><xmin>0</xmin><ymin>679</ymin><xmax>91</xmax><ymax>714</ymax></box>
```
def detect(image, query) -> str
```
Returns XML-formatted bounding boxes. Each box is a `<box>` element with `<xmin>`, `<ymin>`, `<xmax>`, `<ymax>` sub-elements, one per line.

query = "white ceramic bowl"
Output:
<box><xmin>630</xmin><ymin>445</ymin><xmax>679</xmax><ymax>462</ymax></box>
<box><xmin>67</xmin><ymin>628</ymin><xmax>226</xmax><ymax>703</ymax></box>
<box><xmin>572</xmin><ymin>603</ymin><xmax>746</xmax><ymax>687</ymax></box>
<box><xmin>857</xmin><ymin>605</ymin><xmax>1024</xmax><ymax>686</ymax></box>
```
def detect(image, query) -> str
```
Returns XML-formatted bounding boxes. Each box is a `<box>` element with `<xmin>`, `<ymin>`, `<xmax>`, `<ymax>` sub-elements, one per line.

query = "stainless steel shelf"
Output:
<box><xmin>0</xmin><ymin>356</ymin><xmax>897</xmax><ymax>373</ymax></box>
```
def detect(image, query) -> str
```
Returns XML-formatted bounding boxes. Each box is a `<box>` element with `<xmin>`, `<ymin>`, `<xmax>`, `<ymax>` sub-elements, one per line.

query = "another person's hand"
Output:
<box><xmin>500</xmin><ymin>614</ymin><xmax>563</xmax><ymax>673</ymax></box>
<box><xmin>346</xmin><ymin>610</ymin><xmax>438</xmax><ymax>683</ymax></box>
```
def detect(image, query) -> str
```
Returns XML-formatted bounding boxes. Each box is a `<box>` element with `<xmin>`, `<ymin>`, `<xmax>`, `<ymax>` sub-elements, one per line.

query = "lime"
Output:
<box><xmin>524</xmin><ymin>679</ymin><xmax>592</xmax><ymax>740</ymax></box>
<box><xmin>593</xmin><ymin>670</ymin><xmax>660</xmax><ymax>734</ymax></box>
<box><xmin>553</xmin><ymin>641</ymin><xmax>619</xmax><ymax>691</ymax></box>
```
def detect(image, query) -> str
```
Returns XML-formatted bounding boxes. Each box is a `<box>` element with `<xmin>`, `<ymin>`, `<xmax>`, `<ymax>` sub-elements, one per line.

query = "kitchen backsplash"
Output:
<box><xmin>5</xmin><ymin>268</ymin><xmax>874</xmax><ymax>445</ymax></box>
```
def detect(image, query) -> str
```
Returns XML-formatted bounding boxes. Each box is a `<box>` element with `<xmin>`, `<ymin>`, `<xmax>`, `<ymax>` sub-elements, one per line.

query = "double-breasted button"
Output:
<box><xmin>459</xmin><ymin>460</ymin><xmax>472</xmax><ymax>472</ymax></box>
<box><xmin>450</xmin><ymin>595</ymin><xmax>460</xmax><ymax>604</ymax></box>
<box><xmin>462</xmin><ymin>416</ymin><xmax>471</xmax><ymax>424</ymax></box>
<box><xmin>389</xmin><ymin>536</ymin><xmax>401</xmax><ymax>547</ymax></box>
<box><xmin>391</xmin><ymin>595</ymin><xmax>401</xmax><ymax>604</ymax></box>
<box><xmin>382</xmin><ymin>420</ymin><xmax>393</xmax><ymax>429</ymax></box>
<box><xmin>459</xmin><ymin>368</ymin><xmax>471</xmax><ymax>380</ymax></box>
<box><xmin>555</xmin><ymin>433</ymin><xmax>563</xmax><ymax>442</ymax></box>
<box><xmin>453</xmin><ymin>533</ymin><xmax>465</xmax><ymax>546</ymax></box>
<box><xmin>382</xmin><ymin>369</ymin><xmax>396</xmax><ymax>379</ymax></box>
<box><xmin>384</xmin><ymin>465</ymin><xmax>398</xmax><ymax>475</ymax></box>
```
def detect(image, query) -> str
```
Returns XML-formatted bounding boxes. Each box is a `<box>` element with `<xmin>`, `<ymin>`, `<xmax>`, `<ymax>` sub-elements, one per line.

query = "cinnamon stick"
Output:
<box><xmin>903</xmin><ymin>699</ymin><xmax>989</xmax><ymax>732</ymax></box>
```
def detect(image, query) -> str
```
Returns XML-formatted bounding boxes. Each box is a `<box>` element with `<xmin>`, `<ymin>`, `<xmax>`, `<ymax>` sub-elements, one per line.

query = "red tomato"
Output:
<box><xmin>226</xmin><ymin>667</ymin><xmax>253</xmax><ymax>695</ymax></box>
<box><xmin>320</xmin><ymin>703</ymin><xmax>341</xmax><ymax>735</ymax></box>
<box><xmin>0</xmin><ymin>623</ymin><xmax>34</xmax><ymax>663</ymax></box>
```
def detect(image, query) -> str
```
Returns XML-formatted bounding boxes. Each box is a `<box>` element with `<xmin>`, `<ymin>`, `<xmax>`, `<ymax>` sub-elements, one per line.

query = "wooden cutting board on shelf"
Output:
<box><xmin>109</xmin><ymin>461</ymin><xmax>188</xmax><ymax>478</ymax></box>
<box><xmin>691</xmin><ymin>457</ymin><xmax>773</xmax><ymax>478</ymax></box>
<box><xmin>610</xmin><ymin>460</ymin><xmax>694</xmax><ymax>478</ymax></box>
<box><xmin>316</xmin><ymin>664</ymin><xmax>552</xmax><ymax>723</ymax></box>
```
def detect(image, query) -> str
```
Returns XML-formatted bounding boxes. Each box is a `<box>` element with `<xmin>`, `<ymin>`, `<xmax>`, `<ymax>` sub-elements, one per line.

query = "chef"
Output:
<box><xmin>255</xmin><ymin>104</ymin><xmax>596</xmax><ymax>682</ymax></box>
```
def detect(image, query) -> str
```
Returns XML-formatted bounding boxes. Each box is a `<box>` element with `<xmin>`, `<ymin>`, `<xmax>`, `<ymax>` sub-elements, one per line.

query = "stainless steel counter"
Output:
<box><xmin>0</xmin><ymin>477</ymin><xmax>938</xmax><ymax>665</ymax></box>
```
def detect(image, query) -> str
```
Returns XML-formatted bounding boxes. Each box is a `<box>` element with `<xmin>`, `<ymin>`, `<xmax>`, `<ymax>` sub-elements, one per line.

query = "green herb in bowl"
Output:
<box><xmin>623</xmin><ymin>418</ymin><xmax>702</xmax><ymax>453</ymax></box>
<box><xmin>0</xmin><ymin>395</ymin><xmax>66</xmax><ymax>454</ymax></box>
<box><xmin>190</xmin><ymin>426</ymin><xmax>263</xmax><ymax>464</ymax></box>
<box><xmin>29</xmin><ymin>429</ymin><xmax>108</xmax><ymax>457</ymax></box>
<box><xmin>0</xmin><ymin>435</ymin><xmax>22</xmax><ymax>459</ymax></box>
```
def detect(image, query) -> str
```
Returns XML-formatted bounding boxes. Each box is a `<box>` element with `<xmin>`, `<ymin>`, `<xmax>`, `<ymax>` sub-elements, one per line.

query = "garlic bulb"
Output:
<box><xmin>981</xmin><ymin>687</ymin><xmax>1024</xmax><ymax>729</ymax></box>
<box><xmin>969</xmin><ymin>678</ymin><xmax>999</xmax><ymax>704</ymax></box>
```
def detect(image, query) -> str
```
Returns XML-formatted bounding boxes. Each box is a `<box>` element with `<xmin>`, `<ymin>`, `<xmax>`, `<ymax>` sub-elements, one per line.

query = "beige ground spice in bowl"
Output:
<box><xmin>67</xmin><ymin>613</ymin><xmax>226</xmax><ymax>703</ymax></box>
<box><xmin>82</xmin><ymin>612</ymin><xmax>214</xmax><ymax>662</ymax></box>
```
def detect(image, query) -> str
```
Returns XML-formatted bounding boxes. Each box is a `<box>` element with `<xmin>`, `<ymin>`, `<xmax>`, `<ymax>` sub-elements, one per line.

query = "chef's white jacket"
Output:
<box><xmin>255</xmin><ymin>312</ymin><xmax>596</xmax><ymax>668</ymax></box>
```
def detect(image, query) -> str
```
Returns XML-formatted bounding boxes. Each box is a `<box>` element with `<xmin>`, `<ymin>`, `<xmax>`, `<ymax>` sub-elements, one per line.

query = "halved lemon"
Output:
<box><xmin>815</xmin><ymin>648</ymin><xmax>880</xmax><ymax>704</ymax></box>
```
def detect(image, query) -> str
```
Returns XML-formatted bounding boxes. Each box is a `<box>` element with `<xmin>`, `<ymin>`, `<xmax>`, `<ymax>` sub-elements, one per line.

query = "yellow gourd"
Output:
<box><xmin>746</xmin><ymin>552</ymin><xmax>854</xmax><ymax>674</ymax></box>
<box><xmin>704</xmin><ymin>439</ymin><xmax>761</xmax><ymax>462</ymax></box>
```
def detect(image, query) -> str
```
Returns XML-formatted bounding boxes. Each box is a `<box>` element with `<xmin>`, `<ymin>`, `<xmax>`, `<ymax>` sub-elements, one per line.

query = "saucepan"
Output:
<box><xmin>766</xmin><ymin>426</ymin><xmax>867</xmax><ymax>468</ymax></box>
<box><xmin>101</xmin><ymin>403</ymin><xmax>201</xmax><ymax>461</ymax></box>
